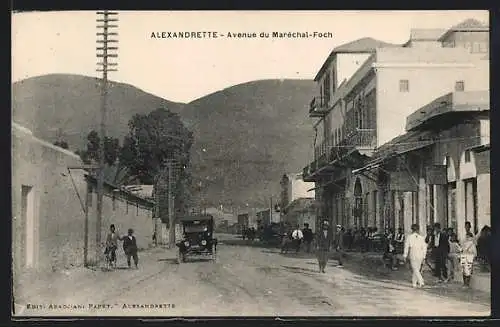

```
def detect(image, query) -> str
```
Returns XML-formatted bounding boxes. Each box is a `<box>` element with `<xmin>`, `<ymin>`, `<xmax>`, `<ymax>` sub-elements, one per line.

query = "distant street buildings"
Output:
<box><xmin>302</xmin><ymin>18</ymin><xmax>490</xmax><ymax>240</ymax></box>
<box><xmin>279</xmin><ymin>173</ymin><xmax>316</xmax><ymax>231</ymax></box>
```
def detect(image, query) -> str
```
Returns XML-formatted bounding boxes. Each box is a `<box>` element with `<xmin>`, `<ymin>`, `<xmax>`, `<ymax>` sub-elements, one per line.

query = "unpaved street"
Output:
<box><xmin>14</xmin><ymin>234</ymin><xmax>490</xmax><ymax>317</ymax></box>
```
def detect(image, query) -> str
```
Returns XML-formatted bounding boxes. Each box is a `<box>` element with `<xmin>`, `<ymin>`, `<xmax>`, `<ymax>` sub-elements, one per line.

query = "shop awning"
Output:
<box><xmin>307</xmin><ymin>177</ymin><xmax>347</xmax><ymax>192</ymax></box>
<box><xmin>466</xmin><ymin>143</ymin><xmax>490</xmax><ymax>153</ymax></box>
<box><xmin>351</xmin><ymin>157</ymin><xmax>385</xmax><ymax>174</ymax></box>
<box><xmin>352</xmin><ymin>130</ymin><xmax>435</xmax><ymax>175</ymax></box>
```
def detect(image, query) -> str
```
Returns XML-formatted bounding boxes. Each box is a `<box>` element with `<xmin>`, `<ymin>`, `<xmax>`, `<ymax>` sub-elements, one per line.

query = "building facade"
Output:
<box><xmin>279</xmin><ymin>172</ymin><xmax>315</xmax><ymax>213</ymax></box>
<box><xmin>353</xmin><ymin>90</ymin><xmax>489</xmax><ymax>241</ymax></box>
<box><xmin>281</xmin><ymin>198</ymin><xmax>317</xmax><ymax>232</ymax></box>
<box><xmin>302</xmin><ymin>19</ymin><xmax>489</xmax><ymax>233</ymax></box>
<box><xmin>12</xmin><ymin>122</ymin><xmax>155</xmax><ymax>277</ymax></box>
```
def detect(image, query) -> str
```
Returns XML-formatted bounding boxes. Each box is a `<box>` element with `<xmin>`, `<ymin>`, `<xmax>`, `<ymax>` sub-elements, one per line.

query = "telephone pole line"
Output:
<box><xmin>95</xmin><ymin>10</ymin><xmax>118</xmax><ymax>266</ymax></box>
<box><xmin>166</xmin><ymin>156</ymin><xmax>181</xmax><ymax>248</ymax></box>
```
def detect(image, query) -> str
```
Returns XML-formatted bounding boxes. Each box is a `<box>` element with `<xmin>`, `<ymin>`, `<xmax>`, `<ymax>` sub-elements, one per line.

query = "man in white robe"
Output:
<box><xmin>403</xmin><ymin>224</ymin><xmax>428</xmax><ymax>288</ymax></box>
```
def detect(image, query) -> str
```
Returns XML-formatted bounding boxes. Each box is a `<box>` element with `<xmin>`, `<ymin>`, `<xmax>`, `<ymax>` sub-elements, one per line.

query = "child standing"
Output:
<box><xmin>460</xmin><ymin>233</ymin><xmax>477</xmax><ymax>287</ymax></box>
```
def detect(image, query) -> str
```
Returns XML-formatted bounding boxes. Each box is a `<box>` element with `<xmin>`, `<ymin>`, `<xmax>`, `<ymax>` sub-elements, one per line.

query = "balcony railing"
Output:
<box><xmin>345</xmin><ymin>128</ymin><xmax>377</xmax><ymax>149</ymax></box>
<box><xmin>302</xmin><ymin>129</ymin><xmax>377</xmax><ymax>180</ymax></box>
<box><xmin>309</xmin><ymin>96</ymin><xmax>329</xmax><ymax>117</ymax></box>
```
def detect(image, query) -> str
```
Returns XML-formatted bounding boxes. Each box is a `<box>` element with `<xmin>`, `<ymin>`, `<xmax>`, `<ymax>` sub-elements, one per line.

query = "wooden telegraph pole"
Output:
<box><xmin>167</xmin><ymin>157</ymin><xmax>181</xmax><ymax>248</ymax></box>
<box><xmin>95</xmin><ymin>11</ymin><xmax>118</xmax><ymax>265</ymax></box>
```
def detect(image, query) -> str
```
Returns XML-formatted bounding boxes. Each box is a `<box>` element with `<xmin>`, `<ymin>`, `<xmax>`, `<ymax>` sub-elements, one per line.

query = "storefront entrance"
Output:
<box><xmin>353</xmin><ymin>178</ymin><xmax>363</xmax><ymax>228</ymax></box>
<box><xmin>464</xmin><ymin>178</ymin><xmax>478</xmax><ymax>235</ymax></box>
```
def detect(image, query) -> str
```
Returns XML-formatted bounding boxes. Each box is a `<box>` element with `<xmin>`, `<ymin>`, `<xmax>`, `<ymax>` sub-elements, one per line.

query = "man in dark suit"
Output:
<box><xmin>302</xmin><ymin>223</ymin><xmax>314</xmax><ymax>253</ymax></box>
<box><xmin>333</xmin><ymin>225</ymin><xmax>345</xmax><ymax>267</ymax></box>
<box><xmin>316</xmin><ymin>219</ymin><xmax>333</xmax><ymax>273</ymax></box>
<box><xmin>123</xmin><ymin>228</ymin><xmax>139</xmax><ymax>269</ymax></box>
<box><xmin>431</xmin><ymin>223</ymin><xmax>449</xmax><ymax>282</ymax></box>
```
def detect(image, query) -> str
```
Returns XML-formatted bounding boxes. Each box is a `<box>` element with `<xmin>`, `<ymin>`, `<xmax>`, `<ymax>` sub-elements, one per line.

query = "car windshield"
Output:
<box><xmin>184</xmin><ymin>224</ymin><xmax>209</xmax><ymax>233</ymax></box>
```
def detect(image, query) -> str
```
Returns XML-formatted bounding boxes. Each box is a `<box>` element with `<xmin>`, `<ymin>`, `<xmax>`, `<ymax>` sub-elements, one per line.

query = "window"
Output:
<box><xmin>464</xmin><ymin>179</ymin><xmax>478</xmax><ymax>235</ymax></box>
<box><xmin>455</xmin><ymin>81</ymin><xmax>465</xmax><ymax>92</ymax></box>
<box><xmin>445</xmin><ymin>155</ymin><xmax>451</xmax><ymax>168</ymax></box>
<box><xmin>355</xmin><ymin>97</ymin><xmax>363</xmax><ymax>129</ymax></box>
<box><xmin>399</xmin><ymin>79</ymin><xmax>409</xmax><ymax>92</ymax></box>
<box><xmin>323</xmin><ymin>73</ymin><xmax>331</xmax><ymax>104</ymax></box>
<box><xmin>332</xmin><ymin>68</ymin><xmax>336</xmax><ymax>90</ymax></box>
<box><xmin>464</xmin><ymin>150</ymin><xmax>471</xmax><ymax>163</ymax></box>
<box><xmin>471</xmin><ymin>42</ymin><xmax>481</xmax><ymax>53</ymax></box>
<box><xmin>354</xmin><ymin>109</ymin><xmax>359</xmax><ymax>131</ymax></box>
<box><xmin>479</xmin><ymin>42</ymin><xmax>489</xmax><ymax>53</ymax></box>
<box><xmin>319</xmin><ymin>85</ymin><xmax>323</xmax><ymax>105</ymax></box>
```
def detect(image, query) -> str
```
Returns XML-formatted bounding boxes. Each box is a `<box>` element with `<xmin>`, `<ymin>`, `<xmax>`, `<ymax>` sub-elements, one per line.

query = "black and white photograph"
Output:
<box><xmin>11</xmin><ymin>10</ymin><xmax>491</xmax><ymax>317</ymax></box>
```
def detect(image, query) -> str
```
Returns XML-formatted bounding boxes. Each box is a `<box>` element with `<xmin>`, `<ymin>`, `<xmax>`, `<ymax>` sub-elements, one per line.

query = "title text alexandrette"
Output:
<box><xmin>150</xmin><ymin>31</ymin><xmax>333</xmax><ymax>39</ymax></box>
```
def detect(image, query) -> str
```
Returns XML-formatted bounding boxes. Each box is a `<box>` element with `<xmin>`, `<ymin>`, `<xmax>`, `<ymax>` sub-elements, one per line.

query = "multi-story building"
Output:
<box><xmin>282</xmin><ymin>198</ymin><xmax>317</xmax><ymax>232</ymax></box>
<box><xmin>303</xmin><ymin>19</ymin><xmax>489</xmax><ymax>231</ymax></box>
<box><xmin>279</xmin><ymin>172</ymin><xmax>315</xmax><ymax>213</ymax></box>
<box><xmin>279</xmin><ymin>172</ymin><xmax>316</xmax><ymax>230</ymax></box>
<box><xmin>353</xmin><ymin>90</ymin><xmax>489</xmax><ymax>241</ymax></box>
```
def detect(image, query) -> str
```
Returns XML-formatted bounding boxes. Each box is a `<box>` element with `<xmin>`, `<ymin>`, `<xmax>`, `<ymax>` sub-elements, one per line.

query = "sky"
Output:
<box><xmin>12</xmin><ymin>10</ymin><xmax>488</xmax><ymax>103</ymax></box>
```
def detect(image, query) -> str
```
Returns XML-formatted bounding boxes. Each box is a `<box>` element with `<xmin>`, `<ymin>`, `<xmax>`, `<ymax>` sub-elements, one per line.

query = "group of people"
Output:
<box><xmin>281</xmin><ymin>218</ymin><xmax>490</xmax><ymax>290</ymax></box>
<box><xmin>404</xmin><ymin>221</ymin><xmax>484</xmax><ymax>288</ymax></box>
<box><xmin>241</xmin><ymin>227</ymin><xmax>257</xmax><ymax>241</ymax></box>
<box><xmin>281</xmin><ymin>223</ymin><xmax>314</xmax><ymax>253</ymax></box>
<box><xmin>343</xmin><ymin>226</ymin><xmax>386</xmax><ymax>252</ymax></box>
<box><xmin>105</xmin><ymin>224</ymin><xmax>139</xmax><ymax>269</ymax></box>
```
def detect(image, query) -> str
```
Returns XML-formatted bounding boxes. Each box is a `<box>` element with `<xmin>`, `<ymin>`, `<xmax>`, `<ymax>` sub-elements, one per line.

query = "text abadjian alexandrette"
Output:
<box><xmin>150</xmin><ymin>31</ymin><xmax>333</xmax><ymax>39</ymax></box>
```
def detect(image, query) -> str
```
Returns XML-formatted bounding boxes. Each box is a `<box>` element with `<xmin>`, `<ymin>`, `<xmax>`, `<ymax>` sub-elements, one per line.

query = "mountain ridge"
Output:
<box><xmin>12</xmin><ymin>74</ymin><xmax>317</xmax><ymax>209</ymax></box>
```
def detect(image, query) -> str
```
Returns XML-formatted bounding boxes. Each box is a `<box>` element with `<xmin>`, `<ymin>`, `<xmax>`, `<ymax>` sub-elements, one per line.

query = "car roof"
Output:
<box><xmin>178</xmin><ymin>215</ymin><xmax>214</xmax><ymax>222</ymax></box>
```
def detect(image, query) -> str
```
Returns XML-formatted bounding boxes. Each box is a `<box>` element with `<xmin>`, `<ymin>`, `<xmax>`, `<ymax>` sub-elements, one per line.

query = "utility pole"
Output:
<box><xmin>167</xmin><ymin>160</ymin><xmax>174</xmax><ymax>248</ymax></box>
<box><xmin>95</xmin><ymin>11</ymin><xmax>118</xmax><ymax>266</ymax></box>
<box><xmin>167</xmin><ymin>156</ymin><xmax>180</xmax><ymax>248</ymax></box>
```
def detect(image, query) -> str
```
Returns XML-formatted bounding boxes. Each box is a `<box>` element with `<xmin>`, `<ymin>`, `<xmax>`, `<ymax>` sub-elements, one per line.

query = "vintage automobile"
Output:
<box><xmin>175</xmin><ymin>214</ymin><xmax>218</xmax><ymax>263</ymax></box>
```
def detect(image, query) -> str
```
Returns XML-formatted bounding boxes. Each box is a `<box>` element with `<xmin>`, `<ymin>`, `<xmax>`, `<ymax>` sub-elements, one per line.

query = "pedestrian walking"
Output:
<box><xmin>333</xmin><ymin>224</ymin><xmax>345</xmax><ymax>267</ymax></box>
<box><xmin>316</xmin><ymin>219</ymin><xmax>333</xmax><ymax>273</ymax></box>
<box><xmin>291</xmin><ymin>224</ymin><xmax>304</xmax><ymax>253</ymax></box>
<box><xmin>460</xmin><ymin>233</ymin><xmax>477</xmax><ymax>288</ymax></box>
<box><xmin>302</xmin><ymin>223</ymin><xmax>313</xmax><ymax>253</ymax></box>
<box><xmin>105</xmin><ymin>224</ymin><xmax>119</xmax><ymax>269</ymax></box>
<box><xmin>430</xmin><ymin>223</ymin><xmax>449</xmax><ymax>282</ymax></box>
<box><xmin>424</xmin><ymin>225</ymin><xmax>435</xmax><ymax>273</ymax></box>
<box><xmin>403</xmin><ymin>224</ymin><xmax>428</xmax><ymax>288</ymax></box>
<box><xmin>123</xmin><ymin>228</ymin><xmax>139</xmax><ymax>269</ymax></box>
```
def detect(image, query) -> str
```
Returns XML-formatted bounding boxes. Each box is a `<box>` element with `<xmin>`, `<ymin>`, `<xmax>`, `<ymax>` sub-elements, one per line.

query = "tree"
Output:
<box><xmin>120</xmin><ymin>108</ymin><xmax>193</xmax><ymax>184</ymax></box>
<box><xmin>78</xmin><ymin>130</ymin><xmax>120</xmax><ymax>166</ymax></box>
<box><xmin>120</xmin><ymin>108</ymin><xmax>194</xmax><ymax>224</ymax></box>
